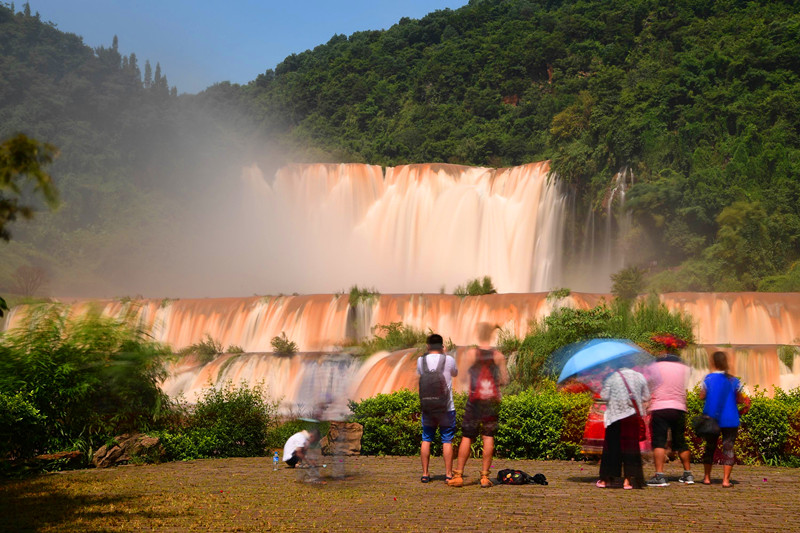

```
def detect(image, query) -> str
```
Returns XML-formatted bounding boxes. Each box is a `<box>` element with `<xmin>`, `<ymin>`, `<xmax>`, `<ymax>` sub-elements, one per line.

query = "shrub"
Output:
<box><xmin>511</xmin><ymin>296</ymin><xmax>694</xmax><ymax>390</ymax></box>
<box><xmin>0</xmin><ymin>304</ymin><xmax>170</xmax><ymax>458</ymax></box>
<box><xmin>271</xmin><ymin>332</ymin><xmax>297</xmax><ymax>356</ymax></box>
<box><xmin>496</xmin><ymin>383</ymin><xmax>592</xmax><ymax>460</ymax></box>
<box><xmin>778</xmin><ymin>345</ymin><xmax>799</xmax><ymax>370</ymax></box>
<box><xmin>512</xmin><ymin>305</ymin><xmax>615</xmax><ymax>389</ymax></box>
<box><xmin>496</xmin><ymin>327</ymin><xmax>521</xmax><ymax>357</ymax></box>
<box><xmin>159</xmin><ymin>381</ymin><xmax>279</xmax><ymax>461</ymax></box>
<box><xmin>0</xmin><ymin>390</ymin><xmax>47</xmax><ymax>460</ymax></box>
<box><xmin>349</xmin><ymin>389</ymin><xmax>422</xmax><ymax>456</ymax></box>
<box><xmin>357</xmin><ymin>322</ymin><xmax>429</xmax><ymax>357</ymax></box>
<box><xmin>610</xmin><ymin>266</ymin><xmax>646</xmax><ymax>301</ymax></box>
<box><xmin>350</xmin><ymin>387</ymin><xmax>590</xmax><ymax>460</ymax></box>
<box><xmin>454</xmin><ymin>276</ymin><xmax>497</xmax><ymax>296</ymax></box>
<box><xmin>178</xmin><ymin>334</ymin><xmax>223</xmax><ymax>363</ymax></box>
<box><xmin>546</xmin><ymin>287</ymin><xmax>571</xmax><ymax>301</ymax></box>
<box><xmin>348</xmin><ymin>285</ymin><xmax>380</xmax><ymax>308</ymax></box>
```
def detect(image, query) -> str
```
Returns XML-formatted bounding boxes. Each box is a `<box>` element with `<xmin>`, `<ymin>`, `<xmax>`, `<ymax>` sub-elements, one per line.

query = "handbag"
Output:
<box><xmin>618</xmin><ymin>371</ymin><xmax>648</xmax><ymax>442</ymax></box>
<box><xmin>691</xmin><ymin>414</ymin><xmax>721</xmax><ymax>438</ymax></box>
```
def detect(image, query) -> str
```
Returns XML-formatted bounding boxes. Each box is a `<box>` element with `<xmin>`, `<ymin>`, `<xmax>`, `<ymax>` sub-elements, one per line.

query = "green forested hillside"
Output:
<box><xmin>0</xmin><ymin>3</ymin><xmax>271</xmax><ymax>297</ymax></box>
<box><xmin>1</xmin><ymin>0</ymin><xmax>800</xmax><ymax>295</ymax></box>
<box><xmin>238</xmin><ymin>0</ymin><xmax>800</xmax><ymax>291</ymax></box>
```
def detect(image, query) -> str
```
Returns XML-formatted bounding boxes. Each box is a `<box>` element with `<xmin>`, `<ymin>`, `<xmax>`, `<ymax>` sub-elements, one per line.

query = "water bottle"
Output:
<box><xmin>273</xmin><ymin>451</ymin><xmax>279</xmax><ymax>470</ymax></box>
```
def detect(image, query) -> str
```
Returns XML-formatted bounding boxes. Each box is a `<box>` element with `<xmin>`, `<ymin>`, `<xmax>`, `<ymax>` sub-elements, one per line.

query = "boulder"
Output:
<box><xmin>92</xmin><ymin>433</ymin><xmax>163</xmax><ymax>468</ymax></box>
<box><xmin>320</xmin><ymin>422</ymin><xmax>363</xmax><ymax>456</ymax></box>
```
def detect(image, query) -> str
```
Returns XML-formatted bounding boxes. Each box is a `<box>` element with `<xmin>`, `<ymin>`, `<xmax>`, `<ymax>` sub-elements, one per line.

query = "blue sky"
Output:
<box><xmin>28</xmin><ymin>1</ymin><xmax>469</xmax><ymax>94</ymax></box>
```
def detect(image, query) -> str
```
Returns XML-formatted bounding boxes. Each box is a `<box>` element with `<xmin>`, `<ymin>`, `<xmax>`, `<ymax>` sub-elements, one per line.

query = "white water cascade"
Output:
<box><xmin>241</xmin><ymin>161</ymin><xmax>573</xmax><ymax>294</ymax></box>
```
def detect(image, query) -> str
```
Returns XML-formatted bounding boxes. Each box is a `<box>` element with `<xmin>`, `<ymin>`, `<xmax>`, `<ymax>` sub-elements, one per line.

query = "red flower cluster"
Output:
<box><xmin>650</xmin><ymin>333</ymin><xmax>687</xmax><ymax>351</ymax></box>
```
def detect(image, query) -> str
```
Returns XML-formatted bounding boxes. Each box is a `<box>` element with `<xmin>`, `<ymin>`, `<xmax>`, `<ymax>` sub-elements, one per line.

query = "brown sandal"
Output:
<box><xmin>447</xmin><ymin>470</ymin><xmax>464</xmax><ymax>487</ymax></box>
<box><xmin>480</xmin><ymin>470</ymin><xmax>493</xmax><ymax>488</ymax></box>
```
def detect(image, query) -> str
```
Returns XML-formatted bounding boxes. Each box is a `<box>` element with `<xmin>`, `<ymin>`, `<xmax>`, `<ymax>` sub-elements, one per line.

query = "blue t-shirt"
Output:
<box><xmin>702</xmin><ymin>372</ymin><xmax>742</xmax><ymax>428</ymax></box>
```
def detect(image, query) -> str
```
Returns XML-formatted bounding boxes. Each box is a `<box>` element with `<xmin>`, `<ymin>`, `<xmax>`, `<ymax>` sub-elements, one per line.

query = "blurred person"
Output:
<box><xmin>283</xmin><ymin>428</ymin><xmax>321</xmax><ymax>468</ymax></box>
<box><xmin>646</xmin><ymin>334</ymin><xmax>693</xmax><ymax>487</ymax></box>
<box><xmin>699</xmin><ymin>351</ymin><xmax>749</xmax><ymax>487</ymax></box>
<box><xmin>596</xmin><ymin>362</ymin><xmax>650</xmax><ymax>489</ymax></box>
<box><xmin>417</xmin><ymin>333</ymin><xmax>458</xmax><ymax>483</ymax></box>
<box><xmin>448</xmin><ymin>323</ymin><xmax>508</xmax><ymax>488</ymax></box>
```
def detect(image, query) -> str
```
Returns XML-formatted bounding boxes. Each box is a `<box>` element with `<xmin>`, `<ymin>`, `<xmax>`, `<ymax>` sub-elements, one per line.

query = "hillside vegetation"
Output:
<box><xmin>1</xmin><ymin>0</ymin><xmax>799</xmax><ymax>293</ymax></box>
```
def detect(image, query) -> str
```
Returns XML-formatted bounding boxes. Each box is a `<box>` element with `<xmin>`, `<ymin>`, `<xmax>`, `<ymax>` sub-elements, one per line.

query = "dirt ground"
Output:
<box><xmin>2</xmin><ymin>455</ymin><xmax>799</xmax><ymax>532</ymax></box>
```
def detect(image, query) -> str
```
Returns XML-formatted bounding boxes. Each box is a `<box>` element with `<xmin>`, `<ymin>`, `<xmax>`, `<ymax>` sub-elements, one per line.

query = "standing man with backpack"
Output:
<box><xmin>417</xmin><ymin>333</ymin><xmax>458</xmax><ymax>483</ymax></box>
<box><xmin>448</xmin><ymin>323</ymin><xmax>509</xmax><ymax>488</ymax></box>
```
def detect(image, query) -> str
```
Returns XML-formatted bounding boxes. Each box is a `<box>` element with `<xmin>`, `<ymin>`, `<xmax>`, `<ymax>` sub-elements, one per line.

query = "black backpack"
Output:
<box><xmin>419</xmin><ymin>354</ymin><xmax>448</xmax><ymax>414</ymax></box>
<box><xmin>497</xmin><ymin>469</ymin><xmax>548</xmax><ymax>485</ymax></box>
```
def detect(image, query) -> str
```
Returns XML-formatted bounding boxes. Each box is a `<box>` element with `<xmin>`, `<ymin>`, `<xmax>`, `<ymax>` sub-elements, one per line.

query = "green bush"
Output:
<box><xmin>454</xmin><ymin>276</ymin><xmax>497</xmax><ymax>296</ymax></box>
<box><xmin>157</xmin><ymin>430</ymin><xmax>223</xmax><ymax>461</ymax></box>
<box><xmin>349</xmin><ymin>389</ymin><xmax>422</xmax><ymax>456</ymax></box>
<box><xmin>178</xmin><ymin>334</ymin><xmax>223</xmax><ymax>363</ymax></box>
<box><xmin>271</xmin><ymin>332</ymin><xmax>298</xmax><ymax>356</ymax></box>
<box><xmin>511</xmin><ymin>296</ymin><xmax>694</xmax><ymax>390</ymax></box>
<box><xmin>350</xmin><ymin>386</ymin><xmax>590</xmax><ymax>460</ymax></box>
<box><xmin>0</xmin><ymin>390</ymin><xmax>47</xmax><ymax>460</ymax></box>
<box><xmin>348</xmin><ymin>285</ymin><xmax>380</xmax><ymax>308</ymax></box>
<box><xmin>496</xmin><ymin>384</ymin><xmax>592</xmax><ymax>460</ymax></box>
<box><xmin>159</xmin><ymin>381</ymin><xmax>279</xmax><ymax>461</ymax></box>
<box><xmin>356</xmin><ymin>322</ymin><xmax>429</xmax><ymax>357</ymax></box>
<box><xmin>0</xmin><ymin>304</ymin><xmax>170</xmax><ymax>458</ymax></box>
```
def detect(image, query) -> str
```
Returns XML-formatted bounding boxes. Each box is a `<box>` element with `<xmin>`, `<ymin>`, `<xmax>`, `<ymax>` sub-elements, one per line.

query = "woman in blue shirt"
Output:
<box><xmin>699</xmin><ymin>351</ymin><xmax>749</xmax><ymax>487</ymax></box>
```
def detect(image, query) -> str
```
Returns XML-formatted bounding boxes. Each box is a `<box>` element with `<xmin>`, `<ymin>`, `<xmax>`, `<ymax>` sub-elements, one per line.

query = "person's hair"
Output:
<box><xmin>477</xmin><ymin>322</ymin><xmax>497</xmax><ymax>344</ymax></box>
<box><xmin>711</xmin><ymin>351</ymin><xmax>729</xmax><ymax>374</ymax></box>
<box><xmin>309</xmin><ymin>428</ymin><xmax>321</xmax><ymax>442</ymax></box>
<box><xmin>426</xmin><ymin>333</ymin><xmax>444</xmax><ymax>350</ymax></box>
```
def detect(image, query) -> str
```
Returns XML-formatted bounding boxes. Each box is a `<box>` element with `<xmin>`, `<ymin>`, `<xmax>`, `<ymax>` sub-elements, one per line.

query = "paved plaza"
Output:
<box><xmin>2</xmin><ymin>456</ymin><xmax>798</xmax><ymax>532</ymax></box>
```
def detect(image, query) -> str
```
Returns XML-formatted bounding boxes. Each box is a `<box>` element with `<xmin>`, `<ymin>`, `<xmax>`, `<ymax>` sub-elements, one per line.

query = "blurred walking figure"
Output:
<box><xmin>699</xmin><ymin>351</ymin><xmax>749</xmax><ymax>487</ymax></box>
<box><xmin>448</xmin><ymin>323</ymin><xmax>508</xmax><ymax>488</ymax></box>
<box><xmin>596</xmin><ymin>362</ymin><xmax>650</xmax><ymax>489</ymax></box>
<box><xmin>646</xmin><ymin>334</ymin><xmax>693</xmax><ymax>487</ymax></box>
<box><xmin>417</xmin><ymin>333</ymin><xmax>458</xmax><ymax>483</ymax></box>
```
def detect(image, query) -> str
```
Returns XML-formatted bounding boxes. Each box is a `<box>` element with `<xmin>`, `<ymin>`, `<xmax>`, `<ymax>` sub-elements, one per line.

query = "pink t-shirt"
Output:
<box><xmin>649</xmin><ymin>357</ymin><xmax>689</xmax><ymax>412</ymax></box>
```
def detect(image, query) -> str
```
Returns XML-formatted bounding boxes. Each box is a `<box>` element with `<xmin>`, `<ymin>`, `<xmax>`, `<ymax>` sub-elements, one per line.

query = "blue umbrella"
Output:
<box><xmin>555</xmin><ymin>339</ymin><xmax>651</xmax><ymax>383</ymax></box>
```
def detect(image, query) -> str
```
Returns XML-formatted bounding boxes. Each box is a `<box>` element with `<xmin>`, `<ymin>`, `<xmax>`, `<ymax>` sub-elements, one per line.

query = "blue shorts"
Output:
<box><xmin>421</xmin><ymin>410</ymin><xmax>456</xmax><ymax>443</ymax></box>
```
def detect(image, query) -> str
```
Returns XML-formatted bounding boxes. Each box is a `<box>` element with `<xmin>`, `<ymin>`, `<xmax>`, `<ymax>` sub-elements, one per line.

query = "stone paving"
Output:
<box><xmin>2</xmin><ymin>456</ymin><xmax>799</xmax><ymax>532</ymax></box>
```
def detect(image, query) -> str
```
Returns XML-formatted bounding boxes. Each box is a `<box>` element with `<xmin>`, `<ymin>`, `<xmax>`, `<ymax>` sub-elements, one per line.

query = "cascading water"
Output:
<box><xmin>565</xmin><ymin>167</ymin><xmax>634</xmax><ymax>292</ymax></box>
<box><xmin>4</xmin><ymin>163</ymin><xmax>800</xmax><ymax>412</ymax></box>
<box><xmin>6</xmin><ymin>291</ymin><xmax>800</xmax><ymax>412</ymax></box>
<box><xmin>241</xmin><ymin>161</ymin><xmax>572</xmax><ymax>294</ymax></box>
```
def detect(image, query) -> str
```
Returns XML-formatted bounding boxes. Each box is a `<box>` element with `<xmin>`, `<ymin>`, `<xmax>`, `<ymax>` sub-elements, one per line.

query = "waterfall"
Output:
<box><xmin>5</xmin><ymin>162</ymin><xmax>800</xmax><ymax>409</ymax></box>
<box><xmin>242</xmin><ymin>161</ymin><xmax>568</xmax><ymax>294</ymax></box>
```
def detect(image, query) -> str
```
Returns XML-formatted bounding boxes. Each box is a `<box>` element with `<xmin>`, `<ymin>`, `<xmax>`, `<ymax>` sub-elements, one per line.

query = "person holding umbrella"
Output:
<box><xmin>554</xmin><ymin>339</ymin><xmax>654</xmax><ymax>488</ymax></box>
<box><xmin>596</xmin><ymin>358</ymin><xmax>650</xmax><ymax>489</ymax></box>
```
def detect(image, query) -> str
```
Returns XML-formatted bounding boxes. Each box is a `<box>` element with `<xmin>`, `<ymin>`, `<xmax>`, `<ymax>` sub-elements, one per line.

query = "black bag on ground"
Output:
<box><xmin>497</xmin><ymin>469</ymin><xmax>548</xmax><ymax>485</ymax></box>
<box><xmin>691</xmin><ymin>414</ymin><xmax>721</xmax><ymax>438</ymax></box>
<box><xmin>419</xmin><ymin>354</ymin><xmax>448</xmax><ymax>414</ymax></box>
